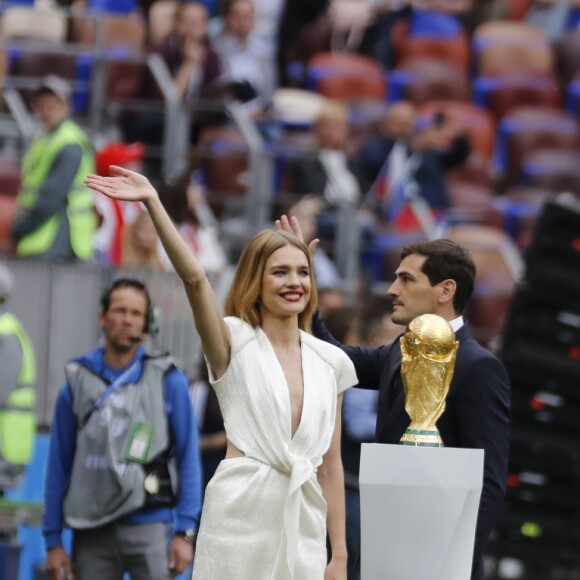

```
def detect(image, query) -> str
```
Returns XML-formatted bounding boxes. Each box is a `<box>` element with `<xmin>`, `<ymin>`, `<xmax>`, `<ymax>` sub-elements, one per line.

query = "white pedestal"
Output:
<box><xmin>359</xmin><ymin>443</ymin><xmax>484</xmax><ymax>580</ymax></box>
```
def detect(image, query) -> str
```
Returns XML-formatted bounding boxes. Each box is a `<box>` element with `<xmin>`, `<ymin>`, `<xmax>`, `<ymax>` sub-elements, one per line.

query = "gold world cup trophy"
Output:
<box><xmin>399</xmin><ymin>314</ymin><xmax>459</xmax><ymax>447</ymax></box>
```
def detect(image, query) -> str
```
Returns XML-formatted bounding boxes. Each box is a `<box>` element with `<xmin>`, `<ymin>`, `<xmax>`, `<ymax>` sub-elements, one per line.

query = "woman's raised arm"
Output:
<box><xmin>85</xmin><ymin>166</ymin><xmax>230</xmax><ymax>377</ymax></box>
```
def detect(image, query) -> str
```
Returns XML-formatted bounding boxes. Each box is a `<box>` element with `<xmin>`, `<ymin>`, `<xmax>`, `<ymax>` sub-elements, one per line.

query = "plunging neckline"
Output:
<box><xmin>259</xmin><ymin>328</ymin><xmax>307</xmax><ymax>443</ymax></box>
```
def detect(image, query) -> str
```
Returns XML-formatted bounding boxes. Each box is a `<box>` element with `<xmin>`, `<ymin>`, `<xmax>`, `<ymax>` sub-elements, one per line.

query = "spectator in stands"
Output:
<box><xmin>121</xmin><ymin>210</ymin><xmax>166</xmax><ymax>270</ymax></box>
<box><xmin>43</xmin><ymin>278</ymin><xmax>202</xmax><ymax>580</ymax></box>
<box><xmin>158</xmin><ymin>171</ymin><xmax>228</xmax><ymax>273</ymax></box>
<box><xmin>252</xmin><ymin>0</ymin><xmax>285</xmax><ymax>52</ymax></box>
<box><xmin>0</xmin><ymin>263</ymin><xmax>37</xmax><ymax>494</ymax></box>
<box><xmin>286</xmin><ymin>101</ymin><xmax>369</xmax><ymax>241</ymax></box>
<box><xmin>360</xmin><ymin>0</ymin><xmax>413</xmax><ymax>69</ymax></box>
<box><xmin>526</xmin><ymin>0</ymin><xmax>574</xmax><ymax>41</ymax></box>
<box><xmin>276</xmin><ymin>0</ymin><xmax>329</xmax><ymax>85</ymax></box>
<box><xmin>358</xmin><ymin>101</ymin><xmax>470</xmax><ymax>227</ymax></box>
<box><xmin>213</xmin><ymin>0</ymin><xmax>277</xmax><ymax>112</ymax></box>
<box><xmin>156</xmin><ymin>2</ymin><xmax>221</xmax><ymax>102</ymax></box>
<box><xmin>93</xmin><ymin>142</ymin><xmax>145</xmax><ymax>266</ymax></box>
<box><xmin>123</xmin><ymin>2</ymin><xmax>222</xmax><ymax>146</ymax></box>
<box><xmin>10</xmin><ymin>76</ymin><xmax>96</xmax><ymax>261</ymax></box>
<box><xmin>284</xmin><ymin>195</ymin><xmax>342</xmax><ymax>289</ymax></box>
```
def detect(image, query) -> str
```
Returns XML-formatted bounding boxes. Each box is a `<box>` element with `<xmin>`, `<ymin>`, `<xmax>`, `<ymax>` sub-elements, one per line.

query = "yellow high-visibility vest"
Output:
<box><xmin>16</xmin><ymin>119</ymin><xmax>96</xmax><ymax>258</ymax></box>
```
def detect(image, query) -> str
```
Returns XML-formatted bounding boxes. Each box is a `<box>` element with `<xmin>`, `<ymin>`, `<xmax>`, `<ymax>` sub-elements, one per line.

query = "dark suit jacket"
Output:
<box><xmin>314</xmin><ymin>318</ymin><xmax>511</xmax><ymax>580</ymax></box>
<box><xmin>286</xmin><ymin>152</ymin><xmax>369</xmax><ymax>203</ymax></box>
<box><xmin>358</xmin><ymin>135</ymin><xmax>471</xmax><ymax>210</ymax></box>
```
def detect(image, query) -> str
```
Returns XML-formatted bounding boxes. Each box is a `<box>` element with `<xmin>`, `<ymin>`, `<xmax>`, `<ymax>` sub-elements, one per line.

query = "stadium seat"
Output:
<box><xmin>473</xmin><ymin>25</ymin><xmax>553</xmax><ymax>77</ymax></box>
<box><xmin>307</xmin><ymin>52</ymin><xmax>387</xmax><ymax>101</ymax></box>
<box><xmin>87</xmin><ymin>0</ymin><xmax>136</xmax><ymax>13</ymax></box>
<box><xmin>197</xmin><ymin>126</ymin><xmax>249</xmax><ymax>218</ymax></box>
<box><xmin>496</xmin><ymin>106</ymin><xmax>579</xmax><ymax>185</ymax></box>
<box><xmin>447</xmin><ymin>155</ymin><xmax>494</xmax><ymax>189</ymax></box>
<box><xmin>521</xmin><ymin>148</ymin><xmax>580</xmax><ymax>195</ymax></box>
<box><xmin>473</xmin><ymin>75</ymin><xmax>561</xmax><ymax>121</ymax></box>
<box><xmin>0</xmin><ymin>48</ymin><xmax>7</xmax><ymax>90</ymax></box>
<box><xmin>389</xmin><ymin>58</ymin><xmax>470</xmax><ymax>104</ymax></box>
<box><xmin>0</xmin><ymin>6</ymin><xmax>67</xmax><ymax>43</ymax></box>
<box><xmin>0</xmin><ymin>196</ymin><xmax>17</xmax><ymax>256</ymax></box>
<box><xmin>419</xmin><ymin>100</ymin><xmax>496</xmax><ymax>160</ymax></box>
<box><xmin>494</xmin><ymin>186</ymin><xmax>556</xmax><ymax>249</ymax></box>
<box><xmin>104</xmin><ymin>60</ymin><xmax>148</xmax><ymax>101</ymax></box>
<box><xmin>8</xmin><ymin>49</ymin><xmax>82</xmax><ymax>109</ymax></box>
<box><xmin>477</xmin><ymin>41</ymin><xmax>553</xmax><ymax>77</ymax></box>
<box><xmin>72</xmin><ymin>13</ymin><xmax>146</xmax><ymax>54</ymax></box>
<box><xmin>0</xmin><ymin>156</ymin><xmax>21</xmax><ymax>198</ymax></box>
<box><xmin>394</xmin><ymin>35</ymin><xmax>470</xmax><ymax>72</ymax></box>
<box><xmin>505</xmin><ymin>0</ymin><xmax>533</xmax><ymax>20</ymax></box>
<box><xmin>446</xmin><ymin>224</ymin><xmax>518</xmax><ymax>348</ymax></box>
<box><xmin>446</xmin><ymin>182</ymin><xmax>503</xmax><ymax>229</ymax></box>
<box><xmin>473</xmin><ymin>20</ymin><xmax>545</xmax><ymax>46</ymax></box>
<box><xmin>408</xmin><ymin>9</ymin><xmax>464</xmax><ymax>38</ymax></box>
<box><xmin>566</xmin><ymin>74</ymin><xmax>580</xmax><ymax>116</ymax></box>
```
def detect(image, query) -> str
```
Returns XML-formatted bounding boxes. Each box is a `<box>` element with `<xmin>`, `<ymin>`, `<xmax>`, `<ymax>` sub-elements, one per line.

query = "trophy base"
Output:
<box><xmin>400</xmin><ymin>428</ymin><xmax>444</xmax><ymax>447</ymax></box>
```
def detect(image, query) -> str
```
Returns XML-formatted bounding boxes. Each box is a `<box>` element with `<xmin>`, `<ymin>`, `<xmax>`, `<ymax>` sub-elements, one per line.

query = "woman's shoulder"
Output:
<box><xmin>224</xmin><ymin>316</ymin><xmax>260</xmax><ymax>351</ymax></box>
<box><xmin>302</xmin><ymin>331</ymin><xmax>353</xmax><ymax>368</ymax></box>
<box><xmin>302</xmin><ymin>332</ymin><xmax>358</xmax><ymax>392</ymax></box>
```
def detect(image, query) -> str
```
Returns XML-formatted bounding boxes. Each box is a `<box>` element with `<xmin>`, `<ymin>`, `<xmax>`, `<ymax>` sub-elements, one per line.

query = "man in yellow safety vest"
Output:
<box><xmin>11</xmin><ymin>75</ymin><xmax>96</xmax><ymax>260</ymax></box>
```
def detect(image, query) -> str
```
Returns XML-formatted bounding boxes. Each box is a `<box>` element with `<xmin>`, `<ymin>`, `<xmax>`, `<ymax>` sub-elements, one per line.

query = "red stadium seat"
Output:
<box><xmin>197</xmin><ymin>125</ymin><xmax>249</xmax><ymax>218</ymax></box>
<box><xmin>505</xmin><ymin>0</ymin><xmax>533</xmax><ymax>21</ymax></box>
<box><xmin>521</xmin><ymin>148</ymin><xmax>580</xmax><ymax>195</ymax></box>
<box><xmin>308</xmin><ymin>52</ymin><xmax>387</xmax><ymax>101</ymax></box>
<box><xmin>391</xmin><ymin>58</ymin><xmax>471</xmax><ymax>105</ymax></box>
<box><xmin>481</xmin><ymin>75</ymin><xmax>561</xmax><ymax>121</ymax></box>
<box><xmin>0</xmin><ymin>157</ymin><xmax>21</xmax><ymax>198</ymax></box>
<box><xmin>0</xmin><ymin>196</ymin><xmax>17</xmax><ymax>257</ymax></box>
<box><xmin>446</xmin><ymin>224</ymin><xmax>518</xmax><ymax>348</ymax></box>
<box><xmin>394</xmin><ymin>35</ymin><xmax>471</xmax><ymax>72</ymax></box>
<box><xmin>499</xmin><ymin>106</ymin><xmax>579</xmax><ymax>185</ymax></box>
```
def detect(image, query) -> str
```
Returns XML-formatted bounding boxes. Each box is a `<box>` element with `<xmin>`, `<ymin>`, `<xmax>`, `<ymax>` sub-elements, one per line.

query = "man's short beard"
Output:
<box><xmin>109</xmin><ymin>340</ymin><xmax>137</xmax><ymax>353</ymax></box>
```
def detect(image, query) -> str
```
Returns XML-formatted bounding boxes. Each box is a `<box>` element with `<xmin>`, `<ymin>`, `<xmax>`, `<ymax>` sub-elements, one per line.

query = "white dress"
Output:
<box><xmin>192</xmin><ymin>317</ymin><xmax>357</xmax><ymax>580</ymax></box>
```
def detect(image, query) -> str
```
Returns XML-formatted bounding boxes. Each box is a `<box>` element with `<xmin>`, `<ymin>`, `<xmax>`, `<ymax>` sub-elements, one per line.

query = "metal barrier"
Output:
<box><xmin>4</xmin><ymin>259</ymin><xmax>234</xmax><ymax>426</ymax></box>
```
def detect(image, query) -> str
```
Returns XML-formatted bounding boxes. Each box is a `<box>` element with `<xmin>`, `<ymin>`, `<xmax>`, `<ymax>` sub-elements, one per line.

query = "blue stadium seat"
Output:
<box><xmin>566</xmin><ymin>78</ymin><xmax>580</xmax><ymax>115</ymax></box>
<box><xmin>409</xmin><ymin>10</ymin><xmax>463</xmax><ymax>38</ymax></box>
<box><xmin>88</xmin><ymin>0</ymin><xmax>136</xmax><ymax>14</ymax></box>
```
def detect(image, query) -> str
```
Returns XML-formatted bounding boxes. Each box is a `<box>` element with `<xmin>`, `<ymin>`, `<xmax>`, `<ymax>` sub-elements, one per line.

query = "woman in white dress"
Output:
<box><xmin>85</xmin><ymin>167</ymin><xmax>357</xmax><ymax>580</ymax></box>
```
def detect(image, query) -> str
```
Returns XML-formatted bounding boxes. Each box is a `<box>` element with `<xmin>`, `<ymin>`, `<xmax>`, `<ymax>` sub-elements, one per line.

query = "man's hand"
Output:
<box><xmin>168</xmin><ymin>535</ymin><xmax>194</xmax><ymax>577</ymax></box>
<box><xmin>275</xmin><ymin>214</ymin><xmax>319</xmax><ymax>256</ymax></box>
<box><xmin>45</xmin><ymin>546</ymin><xmax>73</xmax><ymax>580</ymax></box>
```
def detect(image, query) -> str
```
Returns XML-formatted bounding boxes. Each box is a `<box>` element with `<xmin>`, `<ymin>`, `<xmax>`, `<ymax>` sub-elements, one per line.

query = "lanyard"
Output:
<box><xmin>80</xmin><ymin>360</ymin><xmax>140</xmax><ymax>428</ymax></box>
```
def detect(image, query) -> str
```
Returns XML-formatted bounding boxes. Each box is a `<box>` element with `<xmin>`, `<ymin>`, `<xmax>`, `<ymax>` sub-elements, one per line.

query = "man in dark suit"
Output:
<box><xmin>359</xmin><ymin>101</ymin><xmax>471</xmax><ymax>219</ymax></box>
<box><xmin>312</xmin><ymin>238</ymin><xmax>510</xmax><ymax>580</ymax></box>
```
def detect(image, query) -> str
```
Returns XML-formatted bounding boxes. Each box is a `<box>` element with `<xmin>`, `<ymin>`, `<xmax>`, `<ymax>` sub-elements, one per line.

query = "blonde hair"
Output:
<box><xmin>225</xmin><ymin>230</ymin><xmax>318</xmax><ymax>332</ymax></box>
